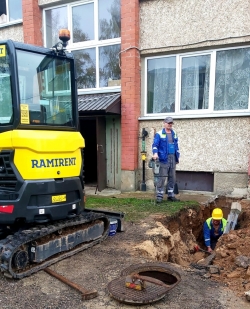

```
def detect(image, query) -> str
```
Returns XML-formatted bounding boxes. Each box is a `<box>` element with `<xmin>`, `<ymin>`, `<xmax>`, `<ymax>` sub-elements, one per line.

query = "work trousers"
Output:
<box><xmin>156</xmin><ymin>155</ymin><xmax>176</xmax><ymax>201</ymax></box>
<box><xmin>210</xmin><ymin>236</ymin><xmax>220</xmax><ymax>250</ymax></box>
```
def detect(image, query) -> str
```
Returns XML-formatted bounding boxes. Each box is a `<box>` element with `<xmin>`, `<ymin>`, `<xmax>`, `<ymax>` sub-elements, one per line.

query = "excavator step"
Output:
<box><xmin>84</xmin><ymin>208</ymin><xmax>125</xmax><ymax>232</ymax></box>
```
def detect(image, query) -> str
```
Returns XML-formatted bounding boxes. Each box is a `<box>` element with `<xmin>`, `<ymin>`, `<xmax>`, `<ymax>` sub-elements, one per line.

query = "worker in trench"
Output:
<box><xmin>203</xmin><ymin>208</ymin><xmax>227</xmax><ymax>252</ymax></box>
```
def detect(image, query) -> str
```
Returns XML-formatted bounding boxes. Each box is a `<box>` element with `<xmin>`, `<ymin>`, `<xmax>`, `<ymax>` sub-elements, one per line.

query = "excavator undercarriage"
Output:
<box><xmin>0</xmin><ymin>212</ymin><xmax>110</xmax><ymax>279</ymax></box>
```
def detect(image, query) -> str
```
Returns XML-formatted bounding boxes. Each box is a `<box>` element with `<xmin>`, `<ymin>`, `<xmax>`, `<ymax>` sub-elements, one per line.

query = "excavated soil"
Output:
<box><xmin>0</xmin><ymin>195</ymin><xmax>250</xmax><ymax>308</ymax></box>
<box><xmin>211</xmin><ymin>199</ymin><xmax>250</xmax><ymax>296</ymax></box>
<box><xmin>135</xmin><ymin>196</ymin><xmax>250</xmax><ymax>300</ymax></box>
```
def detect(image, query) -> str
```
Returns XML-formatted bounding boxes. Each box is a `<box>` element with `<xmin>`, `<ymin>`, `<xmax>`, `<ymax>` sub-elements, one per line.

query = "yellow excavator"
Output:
<box><xmin>0</xmin><ymin>31</ymin><xmax>121</xmax><ymax>279</ymax></box>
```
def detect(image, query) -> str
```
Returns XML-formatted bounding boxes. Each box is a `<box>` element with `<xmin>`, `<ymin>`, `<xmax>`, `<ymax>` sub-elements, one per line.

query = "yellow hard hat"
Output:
<box><xmin>212</xmin><ymin>208</ymin><xmax>223</xmax><ymax>220</ymax></box>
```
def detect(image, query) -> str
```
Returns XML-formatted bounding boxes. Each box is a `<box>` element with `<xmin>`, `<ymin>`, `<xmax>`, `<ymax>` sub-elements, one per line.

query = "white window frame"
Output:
<box><xmin>43</xmin><ymin>0</ymin><xmax>121</xmax><ymax>94</ymax></box>
<box><xmin>143</xmin><ymin>45</ymin><xmax>250</xmax><ymax>120</ymax></box>
<box><xmin>0</xmin><ymin>0</ymin><xmax>22</xmax><ymax>28</ymax></box>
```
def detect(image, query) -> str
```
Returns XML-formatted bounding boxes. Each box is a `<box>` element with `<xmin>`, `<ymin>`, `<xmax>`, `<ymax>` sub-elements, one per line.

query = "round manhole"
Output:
<box><xmin>107</xmin><ymin>262</ymin><xmax>181</xmax><ymax>305</ymax></box>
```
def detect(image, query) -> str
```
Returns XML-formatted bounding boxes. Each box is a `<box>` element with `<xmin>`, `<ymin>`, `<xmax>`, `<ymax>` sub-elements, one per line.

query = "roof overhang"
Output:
<box><xmin>78</xmin><ymin>92</ymin><xmax>121</xmax><ymax>115</ymax></box>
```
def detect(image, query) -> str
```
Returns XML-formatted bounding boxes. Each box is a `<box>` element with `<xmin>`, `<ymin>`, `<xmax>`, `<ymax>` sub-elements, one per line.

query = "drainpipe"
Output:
<box><xmin>140</xmin><ymin>128</ymin><xmax>148</xmax><ymax>191</ymax></box>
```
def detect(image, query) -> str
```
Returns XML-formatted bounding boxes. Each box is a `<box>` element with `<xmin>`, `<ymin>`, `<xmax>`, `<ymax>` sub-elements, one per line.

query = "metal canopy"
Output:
<box><xmin>78</xmin><ymin>92</ymin><xmax>121</xmax><ymax>115</ymax></box>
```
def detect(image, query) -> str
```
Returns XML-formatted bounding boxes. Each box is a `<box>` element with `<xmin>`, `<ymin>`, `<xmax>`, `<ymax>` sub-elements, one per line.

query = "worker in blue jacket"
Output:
<box><xmin>152</xmin><ymin>117</ymin><xmax>180</xmax><ymax>203</ymax></box>
<box><xmin>203</xmin><ymin>208</ymin><xmax>227</xmax><ymax>252</ymax></box>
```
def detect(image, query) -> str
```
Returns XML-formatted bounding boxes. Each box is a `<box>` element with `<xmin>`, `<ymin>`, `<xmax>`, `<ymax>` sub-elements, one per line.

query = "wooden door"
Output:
<box><xmin>106</xmin><ymin>116</ymin><xmax>121</xmax><ymax>189</ymax></box>
<box><xmin>96</xmin><ymin>117</ymin><xmax>106</xmax><ymax>191</ymax></box>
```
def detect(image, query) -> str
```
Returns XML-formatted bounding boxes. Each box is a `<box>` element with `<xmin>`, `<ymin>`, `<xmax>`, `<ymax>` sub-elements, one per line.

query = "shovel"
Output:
<box><xmin>194</xmin><ymin>245</ymin><xmax>211</xmax><ymax>255</ymax></box>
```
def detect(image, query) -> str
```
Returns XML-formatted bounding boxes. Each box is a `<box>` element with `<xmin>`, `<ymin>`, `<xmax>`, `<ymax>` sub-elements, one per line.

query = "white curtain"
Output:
<box><xmin>214</xmin><ymin>48</ymin><xmax>250</xmax><ymax>110</ymax></box>
<box><xmin>180</xmin><ymin>55</ymin><xmax>210</xmax><ymax>110</ymax></box>
<box><xmin>147</xmin><ymin>57</ymin><xmax>176</xmax><ymax>113</ymax></box>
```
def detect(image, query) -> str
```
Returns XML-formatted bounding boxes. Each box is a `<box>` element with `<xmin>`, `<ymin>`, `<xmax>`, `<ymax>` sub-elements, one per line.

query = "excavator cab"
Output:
<box><xmin>0</xmin><ymin>39</ymin><xmax>85</xmax><ymax>225</ymax></box>
<box><xmin>0</xmin><ymin>39</ymin><xmax>77</xmax><ymax>126</ymax></box>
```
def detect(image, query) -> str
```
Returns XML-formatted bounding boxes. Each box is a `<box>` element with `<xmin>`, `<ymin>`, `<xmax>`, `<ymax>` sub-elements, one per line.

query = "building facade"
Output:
<box><xmin>1</xmin><ymin>0</ymin><xmax>250</xmax><ymax>195</ymax></box>
<box><xmin>139</xmin><ymin>0</ymin><xmax>250</xmax><ymax>196</ymax></box>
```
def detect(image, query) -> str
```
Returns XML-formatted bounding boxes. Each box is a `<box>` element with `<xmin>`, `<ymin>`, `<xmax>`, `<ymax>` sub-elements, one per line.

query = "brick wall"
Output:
<box><xmin>120</xmin><ymin>0</ymin><xmax>140</xmax><ymax>171</ymax></box>
<box><xmin>22</xmin><ymin>0</ymin><xmax>43</xmax><ymax>46</ymax></box>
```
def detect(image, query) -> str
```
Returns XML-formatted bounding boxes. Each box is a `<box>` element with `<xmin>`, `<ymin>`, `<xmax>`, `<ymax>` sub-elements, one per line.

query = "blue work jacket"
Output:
<box><xmin>203</xmin><ymin>217</ymin><xmax>227</xmax><ymax>247</ymax></box>
<box><xmin>152</xmin><ymin>128</ymin><xmax>180</xmax><ymax>164</ymax></box>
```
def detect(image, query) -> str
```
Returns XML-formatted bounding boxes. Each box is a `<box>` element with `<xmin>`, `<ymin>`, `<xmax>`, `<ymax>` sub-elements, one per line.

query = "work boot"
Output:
<box><xmin>167</xmin><ymin>196</ymin><xmax>180</xmax><ymax>202</ymax></box>
<box><xmin>156</xmin><ymin>198</ymin><xmax>162</xmax><ymax>204</ymax></box>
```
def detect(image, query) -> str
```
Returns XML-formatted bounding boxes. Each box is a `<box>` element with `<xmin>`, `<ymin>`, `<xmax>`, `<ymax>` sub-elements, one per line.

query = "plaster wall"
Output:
<box><xmin>214</xmin><ymin>173</ymin><xmax>247</xmax><ymax>195</ymax></box>
<box><xmin>138</xmin><ymin>117</ymin><xmax>250</xmax><ymax>193</ymax></box>
<box><xmin>140</xmin><ymin>0</ymin><xmax>250</xmax><ymax>54</ymax></box>
<box><xmin>0</xmin><ymin>25</ymin><xmax>23</xmax><ymax>42</ymax></box>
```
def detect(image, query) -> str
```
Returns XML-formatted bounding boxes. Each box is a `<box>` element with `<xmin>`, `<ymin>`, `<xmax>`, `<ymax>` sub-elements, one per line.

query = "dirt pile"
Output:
<box><xmin>212</xmin><ymin>199</ymin><xmax>250</xmax><ymax>296</ymax></box>
<box><xmin>133</xmin><ymin>197</ymin><xmax>250</xmax><ymax>298</ymax></box>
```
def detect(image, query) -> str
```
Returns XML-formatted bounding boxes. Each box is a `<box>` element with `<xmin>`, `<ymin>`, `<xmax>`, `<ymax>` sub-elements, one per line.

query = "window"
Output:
<box><xmin>146</xmin><ymin>46</ymin><xmax>250</xmax><ymax>117</ymax></box>
<box><xmin>0</xmin><ymin>0</ymin><xmax>22</xmax><ymax>25</ymax></box>
<box><xmin>16</xmin><ymin>50</ymin><xmax>74</xmax><ymax>127</ymax></box>
<box><xmin>147</xmin><ymin>57</ymin><xmax>176</xmax><ymax>113</ymax></box>
<box><xmin>180</xmin><ymin>55</ymin><xmax>210</xmax><ymax>111</ymax></box>
<box><xmin>0</xmin><ymin>44</ymin><xmax>13</xmax><ymax>124</ymax></box>
<box><xmin>214</xmin><ymin>48</ymin><xmax>250</xmax><ymax>111</ymax></box>
<box><xmin>45</xmin><ymin>6</ymin><xmax>68</xmax><ymax>48</ymax></box>
<box><xmin>44</xmin><ymin>0</ymin><xmax>121</xmax><ymax>91</ymax></box>
<box><xmin>72</xmin><ymin>3</ymin><xmax>94</xmax><ymax>43</ymax></box>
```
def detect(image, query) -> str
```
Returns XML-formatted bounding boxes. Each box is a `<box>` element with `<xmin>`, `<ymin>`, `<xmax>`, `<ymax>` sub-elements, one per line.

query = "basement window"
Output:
<box><xmin>176</xmin><ymin>171</ymin><xmax>214</xmax><ymax>192</ymax></box>
<box><xmin>0</xmin><ymin>0</ymin><xmax>22</xmax><ymax>25</ymax></box>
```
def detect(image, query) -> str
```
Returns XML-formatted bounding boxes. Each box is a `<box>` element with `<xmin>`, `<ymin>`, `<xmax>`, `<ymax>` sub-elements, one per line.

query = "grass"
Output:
<box><xmin>85</xmin><ymin>196</ymin><xmax>199</xmax><ymax>222</ymax></box>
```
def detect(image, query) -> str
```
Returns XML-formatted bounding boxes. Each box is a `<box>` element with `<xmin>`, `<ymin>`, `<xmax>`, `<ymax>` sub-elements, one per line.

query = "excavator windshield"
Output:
<box><xmin>17</xmin><ymin>49</ymin><xmax>74</xmax><ymax>127</ymax></box>
<box><xmin>0</xmin><ymin>44</ymin><xmax>13</xmax><ymax>125</ymax></box>
<box><xmin>0</xmin><ymin>41</ymin><xmax>77</xmax><ymax>128</ymax></box>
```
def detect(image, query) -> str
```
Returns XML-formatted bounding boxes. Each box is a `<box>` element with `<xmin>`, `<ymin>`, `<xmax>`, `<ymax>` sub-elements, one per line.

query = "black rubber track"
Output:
<box><xmin>0</xmin><ymin>212</ymin><xmax>109</xmax><ymax>279</ymax></box>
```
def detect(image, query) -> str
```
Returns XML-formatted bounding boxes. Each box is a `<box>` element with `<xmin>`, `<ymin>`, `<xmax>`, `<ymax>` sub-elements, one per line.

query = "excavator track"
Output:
<box><xmin>0</xmin><ymin>212</ymin><xmax>109</xmax><ymax>279</ymax></box>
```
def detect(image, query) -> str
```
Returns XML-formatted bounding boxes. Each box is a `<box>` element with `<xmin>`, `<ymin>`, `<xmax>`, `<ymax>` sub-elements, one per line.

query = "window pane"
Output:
<box><xmin>9</xmin><ymin>0</ymin><xmax>22</xmax><ymax>21</ymax></box>
<box><xmin>72</xmin><ymin>49</ymin><xmax>96</xmax><ymax>89</ymax></box>
<box><xmin>99</xmin><ymin>44</ymin><xmax>121</xmax><ymax>87</ymax></box>
<box><xmin>181</xmin><ymin>55</ymin><xmax>210</xmax><ymax>110</ymax></box>
<box><xmin>45</xmin><ymin>7</ymin><xmax>68</xmax><ymax>48</ymax></box>
<box><xmin>0</xmin><ymin>44</ymin><xmax>13</xmax><ymax>124</ymax></box>
<box><xmin>72</xmin><ymin>3</ymin><xmax>94</xmax><ymax>43</ymax></box>
<box><xmin>98</xmin><ymin>0</ymin><xmax>121</xmax><ymax>40</ymax></box>
<box><xmin>17</xmin><ymin>50</ymin><xmax>74</xmax><ymax>127</ymax></box>
<box><xmin>0</xmin><ymin>1</ymin><xmax>7</xmax><ymax>24</ymax></box>
<box><xmin>214</xmin><ymin>48</ymin><xmax>250</xmax><ymax>110</ymax></box>
<box><xmin>147</xmin><ymin>57</ymin><xmax>176</xmax><ymax>113</ymax></box>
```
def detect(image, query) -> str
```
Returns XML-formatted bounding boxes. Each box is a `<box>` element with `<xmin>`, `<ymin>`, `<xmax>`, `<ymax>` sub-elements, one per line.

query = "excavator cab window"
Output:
<box><xmin>0</xmin><ymin>44</ymin><xmax>13</xmax><ymax>125</ymax></box>
<box><xmin>16</xmin><ymin>49</ymin><xmax>75</xmax><ymax>128</ymax></box>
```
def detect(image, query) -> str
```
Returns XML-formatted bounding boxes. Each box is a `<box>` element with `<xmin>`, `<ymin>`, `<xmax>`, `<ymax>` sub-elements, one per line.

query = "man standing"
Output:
<box><xmin>152</xmin><ymin>117</ymin><xmax>180</xmax><ymax>203</ymax></box>
<box><xmin>203</xmin><ymin>208</ymin><xmax>227</xmax><ymax>252</ymax></box>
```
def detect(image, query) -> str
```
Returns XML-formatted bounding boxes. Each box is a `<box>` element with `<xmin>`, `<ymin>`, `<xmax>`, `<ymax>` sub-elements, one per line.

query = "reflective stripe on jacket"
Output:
<box><xmin>203</xmin><ymin>217</ymin><xmax>227</xmax><ymax>247</ymax></box>
<box><xmin>152</xmin><ymin>128</ymin><xmax>180</xmax><ymax>164</ymax></box>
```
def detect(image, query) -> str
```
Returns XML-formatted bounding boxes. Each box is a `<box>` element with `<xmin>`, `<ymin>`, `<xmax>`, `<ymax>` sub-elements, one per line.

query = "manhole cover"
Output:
<box><xmin>107</xmin><ymin>262</ymin><xmax>181</xmax><ymax>305</ymax></box>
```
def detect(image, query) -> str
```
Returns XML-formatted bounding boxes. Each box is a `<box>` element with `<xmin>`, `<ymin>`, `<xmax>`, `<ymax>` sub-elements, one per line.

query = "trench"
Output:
<box><xmin>161</xmin><ymin>196</ymin><xmax>250</xmax><ymax>266</ymax></box>
<box><xmin>135</xmin><ymin>196</ymin><xmax>250</xmax><ymax>295</ymax></box>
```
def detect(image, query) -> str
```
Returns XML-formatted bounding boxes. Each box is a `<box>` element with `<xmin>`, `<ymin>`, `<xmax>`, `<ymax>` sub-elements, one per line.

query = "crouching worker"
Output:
<box><xmin>203</xmin><ymin>208</ymin><xmax>227</xmax><ymax>252</ymax></box>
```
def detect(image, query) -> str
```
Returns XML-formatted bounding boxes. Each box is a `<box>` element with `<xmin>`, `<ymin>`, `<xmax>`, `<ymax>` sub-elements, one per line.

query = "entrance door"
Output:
<box><xmin>96</xmin><ymin>117</ymin><xmax>106</xmax><ymax>191</ymax></box>
<box><xmin>106</xmin><ymin>115</ymin><xmax>121</xmax><ymax>189</ymax></box>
